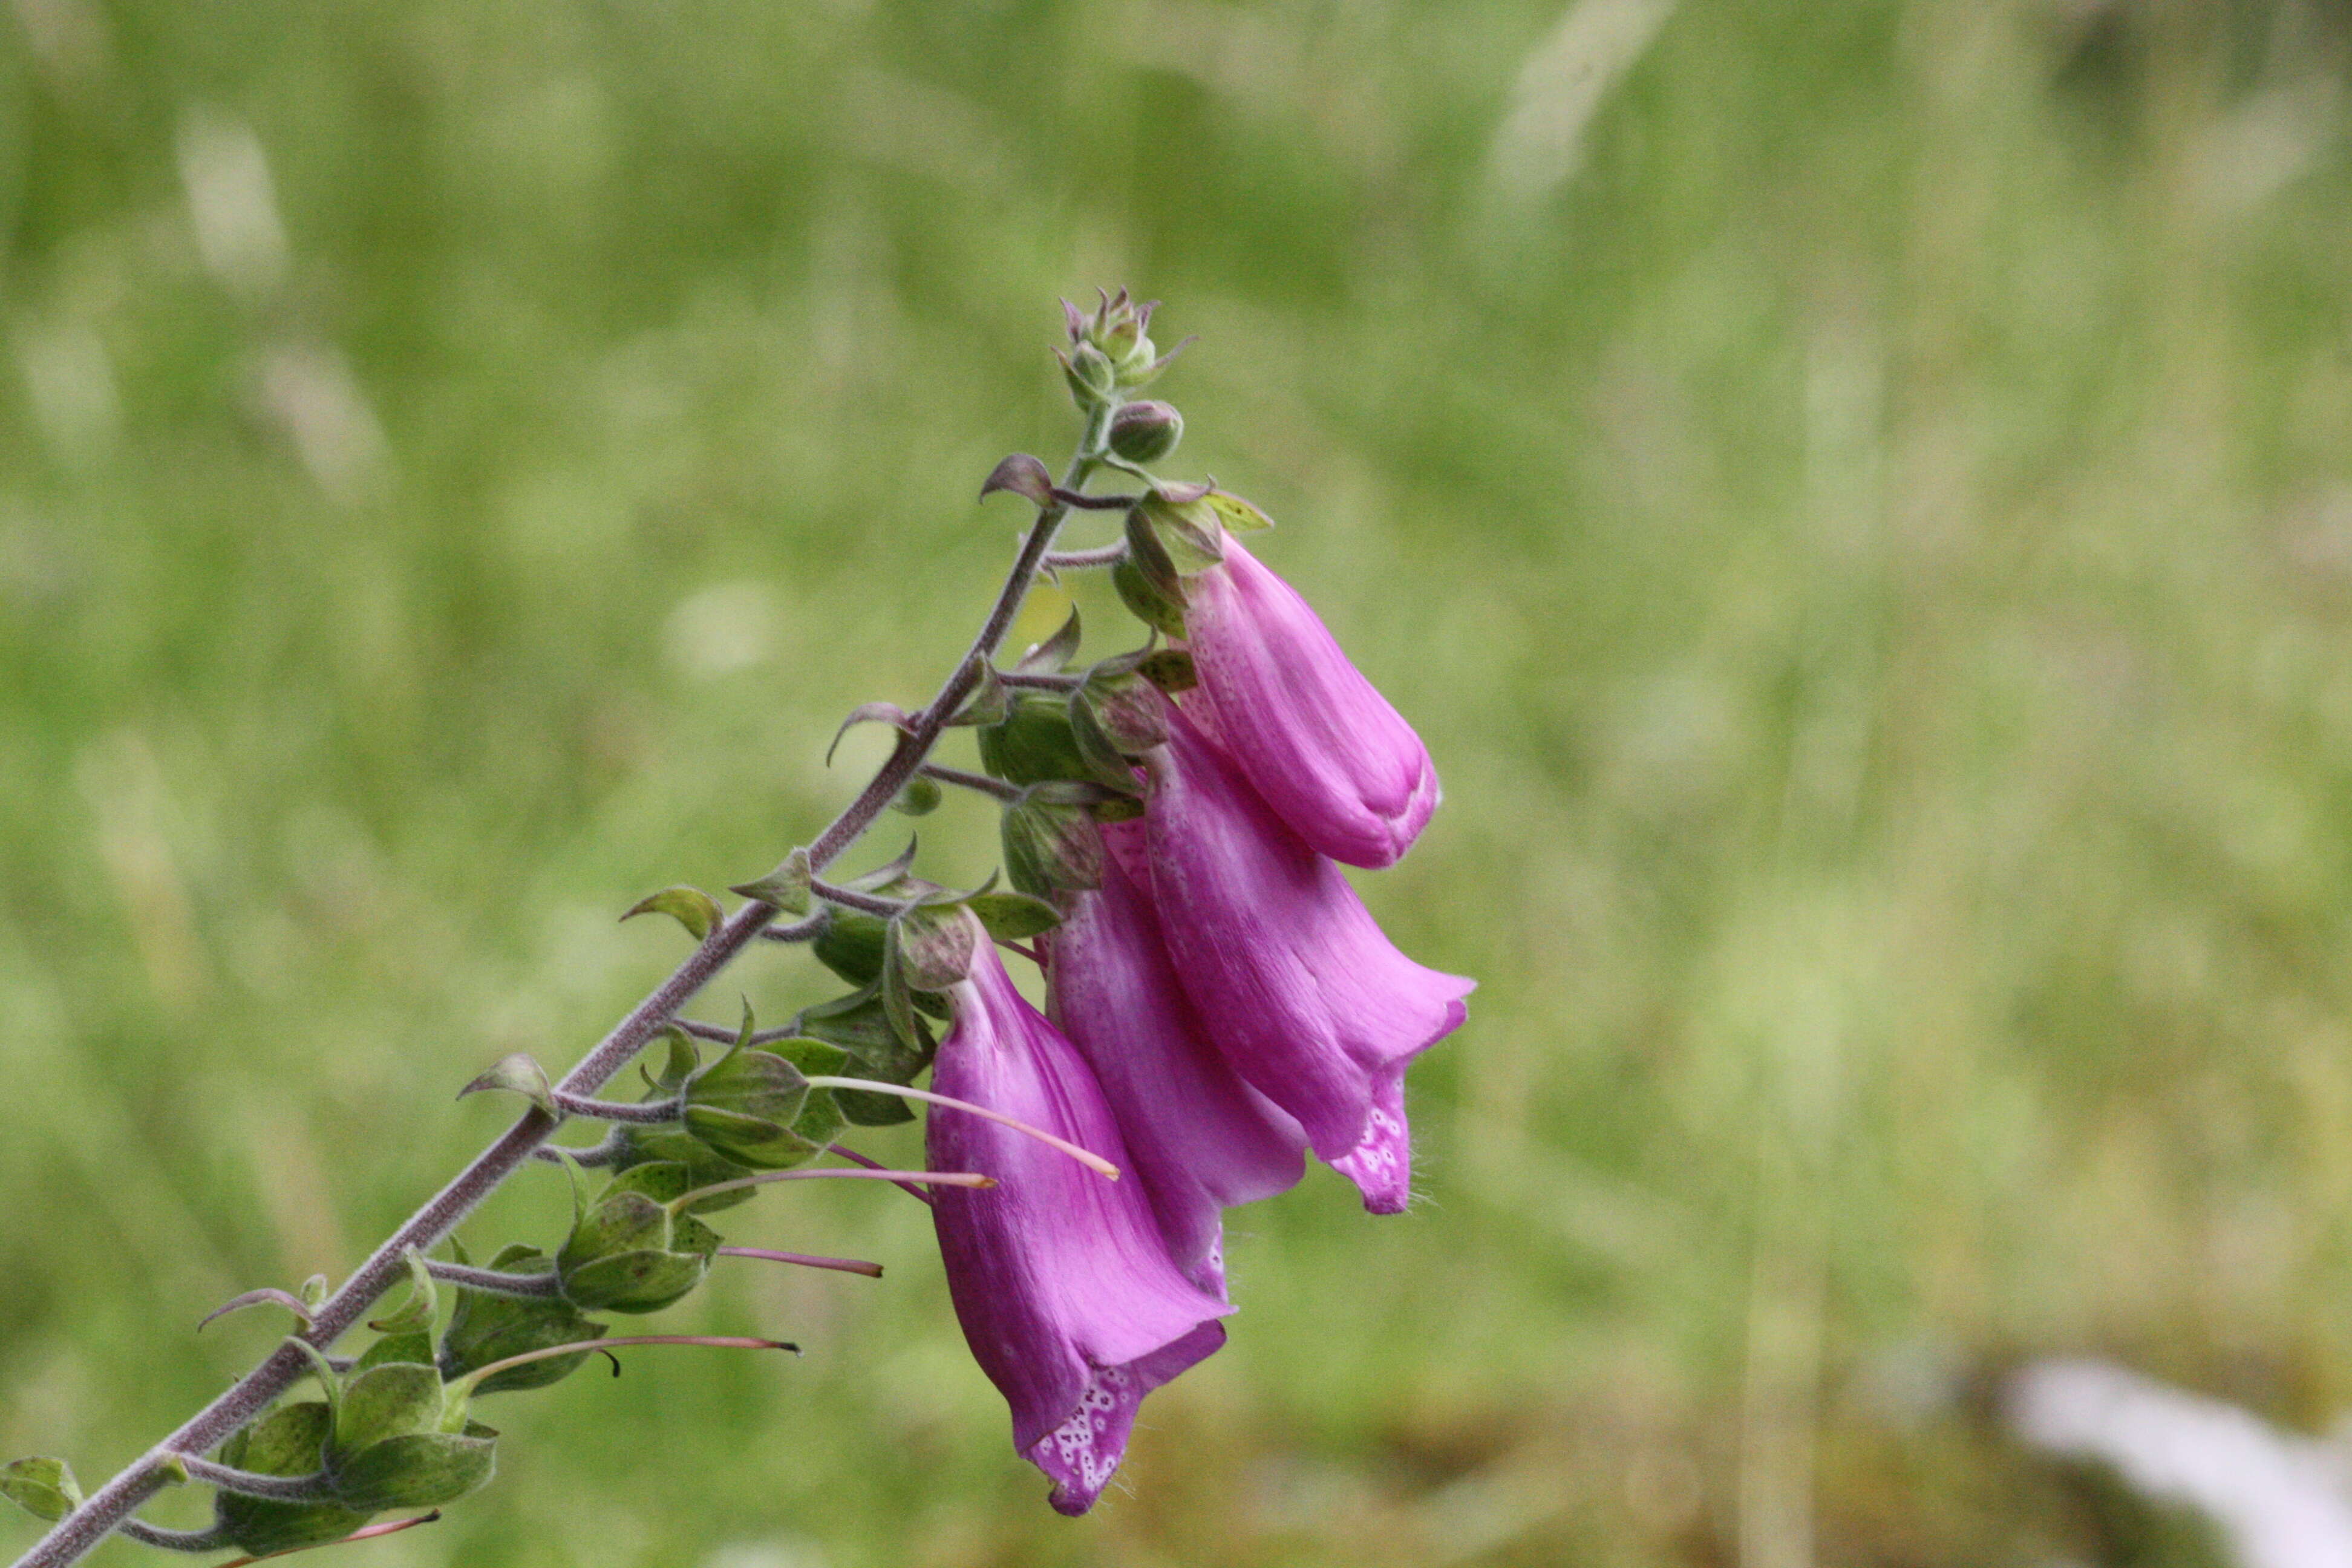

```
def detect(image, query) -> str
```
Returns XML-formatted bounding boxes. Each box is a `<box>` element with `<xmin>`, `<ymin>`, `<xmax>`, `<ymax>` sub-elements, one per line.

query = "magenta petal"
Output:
<box><xmin>929</xmin><ymin>935</ymin><xmax>1230</xmax><ymax>1514</ymax></box>
<box><xmin>1183</xmin><ymin>535</ymin><xmax>1440</xmax><ymax>868</ymax></box>
<box><xmin>1143</xmin><ymin>708</ymin><xmax>1473</xmax><ymax>1203</ymax></box>
<box><xmin>1051</xmin><ymin>826</ymin><xmax>1308</xmax><ymax>1292</ymax></box>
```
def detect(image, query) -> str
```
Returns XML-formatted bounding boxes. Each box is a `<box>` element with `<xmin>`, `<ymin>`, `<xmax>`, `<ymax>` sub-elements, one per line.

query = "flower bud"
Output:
<box><xmin>319</xmin><ymin>1361</ymin><xmax>497</xmax><ymax>1513</ymax></box>
<box><xmin>1001</xmin><ymin>785</ymin><xmax>1106</xmax><ymax>899</ymax></box>
<box><xmin>1108</xmin><ymin>400</ymin><xmax>1183</xmax><ymax>463</ymax></box>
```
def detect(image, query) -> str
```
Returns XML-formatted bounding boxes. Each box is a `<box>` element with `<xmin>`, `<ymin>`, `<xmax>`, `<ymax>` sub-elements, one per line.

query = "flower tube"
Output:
<box><xmin>929</xmin><ymin>926</ymin><xmax>1231</xmax><ymax>1514</ymax></box>
<box><xmin>1048</xmin><ymin>823</ymin><xmax>1308</xmax><ymax>1292</ymax></box>
<box><xmin>1143</xmin><ymin>708</ymin><xmax>1471</xmax><ymax>1212</ymax></box>
<box><xmin>1182</xmin><ymin>535</ymin><xmax>1439</xmax><ymax>868</ymax></box>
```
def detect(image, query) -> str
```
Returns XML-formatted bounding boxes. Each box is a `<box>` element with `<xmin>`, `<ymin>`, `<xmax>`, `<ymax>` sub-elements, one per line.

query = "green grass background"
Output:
<box><xmin>7</xmin><ymin>1</ymin><xmax>2352</xmax><ymax>1562</ymax></box>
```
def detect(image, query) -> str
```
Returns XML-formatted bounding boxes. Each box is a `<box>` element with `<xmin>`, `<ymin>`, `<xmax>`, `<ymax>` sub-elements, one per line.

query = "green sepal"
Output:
<box><xmin>1</xmin><ymin>1457</ymin><xmax>80</xmax><ymax>1523</ymax></box>
<box><xmin>644</xmin><ymin>1025</ymin><xmax>700</xmax><ymax>1094</ymax></box>
<box><xmin>621</xmin><ymin>885</ymin><xmax>724</xmax><ymax>942</ymax></box>
<box><xmin>327</xmin><ymin>1431</ymin><xmax>494</xmax><ymax>1512</ymax></box>
<box><xmin>795</xmin><ymin>993</ymin><xmax>929</xmax><ymax>1125</ymax></box>
<box><xmin>557</xmin><ymin>1163</ymin><xmax>720</xmax><ymax>1313</ymax></box>
<box><xmin>559</xmin><ymin>1249</ymin><xmax>709</xmax><ymax>1315</ymax></box>
<box><xmin>976</xmin><ymin>692</ymin><xmax>1096</xmax><ymax>787</ymax></box>
<box><xmin>214</xmin><ymin>1405</ymin><xmax>371</xmax><ymax>1557</ymax></box>
<box><xmin>332</xmin><ymin>1364</ymin><xmax>444</xmax><ymax>1457</ymax></box>
<box><xmin>1138</xmin><ymin>485</ymin><xmax>1226</xmax><ymax>572</ymax></box>
<box><xmin>1001</xmin><ymin>788</ymin><xmax>1105</xmax><ymax>899</ymax></box>
<box><xmin>879</xmin><ymin>924</ymin><xmax>921</xmax><ymax>1050</ymax></box>
<box><xmin>609</xmin><ymin>1126</ymin><xmax>757</xmax><ymax>1212</ymax></box>
<box><xmin>1205</xmin><ymin>489</ymin><xmax>1275</xmax><ymax>534</ymax></box>
<box><xmin>1112</xmin><ymin>552</ymin><xmax>1187</xmax><ymax>639</ymax></box>
<box><xmin>1136</xmin><ymin>648</ymin><xmax>1198</xmax><ymax>693</ymax></box>
<box><xmin>1077</xmin><ymin>667</ymin><xmax>1171</xmax><ymax>756</ymax></box>
<box><xmin>353</xmin><ymin>1333</ymin><xmax>435</xmax><ymax>1373</ymax></box>
<box><xmin>894</xmin><ymin>903</ymin><xmax>977</xmax><ymax>992</ymax></box>
<box><xmin>966</xmin><ymin>891</ymin><xmax>1063</xmax><ymax>940</ymax></box>
<box><xmin>437</xmin><ymin>1245</ymin><xmax>607</xmax><ymax>1396</ymax></box>
<box><xmin>812</xmin><ymin>910</ymin><xmax>886</xmax><ymax>988</ymax></box>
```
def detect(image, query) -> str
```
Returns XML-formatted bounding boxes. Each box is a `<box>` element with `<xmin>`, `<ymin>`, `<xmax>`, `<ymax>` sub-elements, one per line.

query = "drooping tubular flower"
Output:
<box><xmin>1181</xmin><ymin>534</ymin><xmax>1440</xmax><ymax>869</ymax></box>
<box><xmin>1142</xmin><ymin>707</ymin><xmax>1473</xmax><ymax>1213</ymax></box>
<box><xmin>1048</xmin><ymin>822</ymin><xmax>1308</xmax><ymax>1293</ymax></box>
<box><xmin>929</xmin><ymin>922</ymin><xmax>1232</xmax><ymax>1515</ymax></box>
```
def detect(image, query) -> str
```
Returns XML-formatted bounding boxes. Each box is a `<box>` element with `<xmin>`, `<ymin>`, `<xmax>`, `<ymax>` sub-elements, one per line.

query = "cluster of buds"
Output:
<box><xmin>2</xmin><ymin>298</ymin><xmax>1467</xmax><ymax>1561</ymax></box>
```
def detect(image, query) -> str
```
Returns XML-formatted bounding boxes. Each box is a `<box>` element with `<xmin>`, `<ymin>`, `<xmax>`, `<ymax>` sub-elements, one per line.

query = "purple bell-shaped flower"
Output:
<box><xmin>929</xmin><ymin>926</ymin><xmax>1232</xmax><ymax>1514</ymax></box>
<box><xmin>1141</xmin><ymin>707</ymin><xmax>1472</xmax><ymax>1213</ymax></box>
<box><xmin>1182</xmin><ymin>535</ymin><xmax>1440</xmax><ymax>869</ymax></box>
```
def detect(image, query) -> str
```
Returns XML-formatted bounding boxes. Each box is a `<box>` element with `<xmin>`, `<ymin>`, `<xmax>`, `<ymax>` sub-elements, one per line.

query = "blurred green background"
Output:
<box><xmin>7</xmin><ymin>0</ymin><xmax>2352</xmax><ymax>1562</ymax></box>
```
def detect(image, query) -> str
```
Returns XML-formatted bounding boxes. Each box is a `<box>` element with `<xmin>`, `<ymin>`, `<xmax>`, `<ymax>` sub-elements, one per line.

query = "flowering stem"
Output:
<box><xmin>807</xmin><ymin>879</ymin><xmax>911</xmax><ymax>919</ymax></box>
<box><xmin>917</xmin><ymin>763</ymin><xmax>1022</xmax><ymax>803</ymax></box>
<box><xmin>800</xmin><ymin>1077</ymin><xmax>1120</xmax><ymax>1179</ymax></box>
<box><xmin>716</xmin><ymin>1246</ymin><xmax>884</xmax><ymax>1279</ymax></box>
<box><xmin>10</xmin><ymin>418</ymin><xmax>1103</xmax><ymax>1568</ymax></box>
<box><xmin>420</xmin><ymin>1260</ymin><xmax>565</xmax><ymax>1299</ymax></box>
<box><xmin>113</xmin><ymin>1523</ymin><xmax>227</xmax><ymax>1554</ymax></box>
<box><xmin>665</xmin><ymin>1168</ymin><xmax>995</xmax><ymax>1212</ymax></box>
<box><xmin>173</xmin><ymin>1458</ymin><xmax>333</xmax><ymax>1504</ymax></box>
<box><xmin>547</xmin><ymin>1091</ymin><xmax>680</xmax><ymax>1125</ymax></box>
<box><xmin>1039</xmin><ymin>543</ymin><xmax>1127</xmax><ymax>571</ymax></box>
<box><xmin>995</xmin><ymin>670</ymin><xmax>1083</xmax><ymax>690</ymax></box>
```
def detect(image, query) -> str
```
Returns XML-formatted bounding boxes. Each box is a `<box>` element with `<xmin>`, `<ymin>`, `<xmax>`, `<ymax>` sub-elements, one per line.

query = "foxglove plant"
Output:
<box><xmin>2</xmin><ymin>292</ymin><xmax>1470</xmax><ymax>1567</ymax></box>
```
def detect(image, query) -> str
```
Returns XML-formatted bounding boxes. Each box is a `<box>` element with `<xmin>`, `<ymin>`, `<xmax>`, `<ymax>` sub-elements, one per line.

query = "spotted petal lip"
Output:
<box><xmin>1048</xmin><ymin>822</ymin><xmax>1308</xmax><ymax>1293</ymax></box>
<box><xmin>929</xmin><ymin>927</ymin><xmax>1232</xmax><ymax>1514</ymax></box>
<box><xmin>1181</xmin><ymin>535</ymin><xmax>1440</xmax><ymax>869</ymax></box>
<box><xmin>1141</xmin><ymin>706</ymin><xmax>1472</xmax><ymax>1210</ymax></box>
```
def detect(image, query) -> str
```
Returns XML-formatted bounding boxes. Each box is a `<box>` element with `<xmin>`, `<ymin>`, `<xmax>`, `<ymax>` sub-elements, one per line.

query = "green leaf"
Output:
<box><xmin>967</xmin><ymin>892</ymin><xmax>1063</xmax><ymax>940</ymax></box>
<box><xmin>1205</xmin><ymin>489</ymin><xmax>1275</xmax><ymax>533</ymax></box>
<box><xmin>1016</xmin><ymin>605</ymin><xmax>1083</xmax><ymax>674</ymax></box>
<box><xmin>328</xmin><ymin>1432</ymin><xmax>495</xmax><ymax>1512</ymax></box>
<box><xmin>979</xmin><ymin>452</ymin><xmax>1054</xmax><ymax>506</ymax></box>
<box><xmin>621</xmin><ymin>886</ymin><xmax>724</xmax><ymax>943</ymax></box>
<box><xmin>1136</xmin><ymin>648</ymin><xmax>1198</xmax><ymax>693</ymax></box>
<box><xmin>729</xmin><ymin>846</ymin><xmax>812</xmax><ymax>915</ymax></box>
<box><xmin>333</xmin><ymin>1365</ymin><xmax>444</xmax><ymax>1456</ymax></box>
<box><xmin>298</xmin><ymin>1274</ymin><xmax>330</xmax><ymax>1310</ymax></box>
<box><xmin>1</xmin><ymin>1457</ymin><xmax>81</xmax><ymax>1523</ymax></box>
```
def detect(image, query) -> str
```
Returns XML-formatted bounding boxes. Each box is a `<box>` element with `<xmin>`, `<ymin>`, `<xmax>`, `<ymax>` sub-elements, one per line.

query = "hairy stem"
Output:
<box><xmin>11</xmin><ymin>428</ymin><xmax>1101</xmax><ymax>1568</ymax></box>
<box><xmin>916</xmin><ymin>763</ymin><xmax>1022</xmax><ymax>803</ymax></box>
<box><xmin>175</xmin><ymin>1457</ymin><xmax>333</xmax><ymax>1504</ymax></box>
<box><xmin>420</xmin><ymin>1260</ymin><xmax>566</xmax><ymax>1299</ymax></box>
